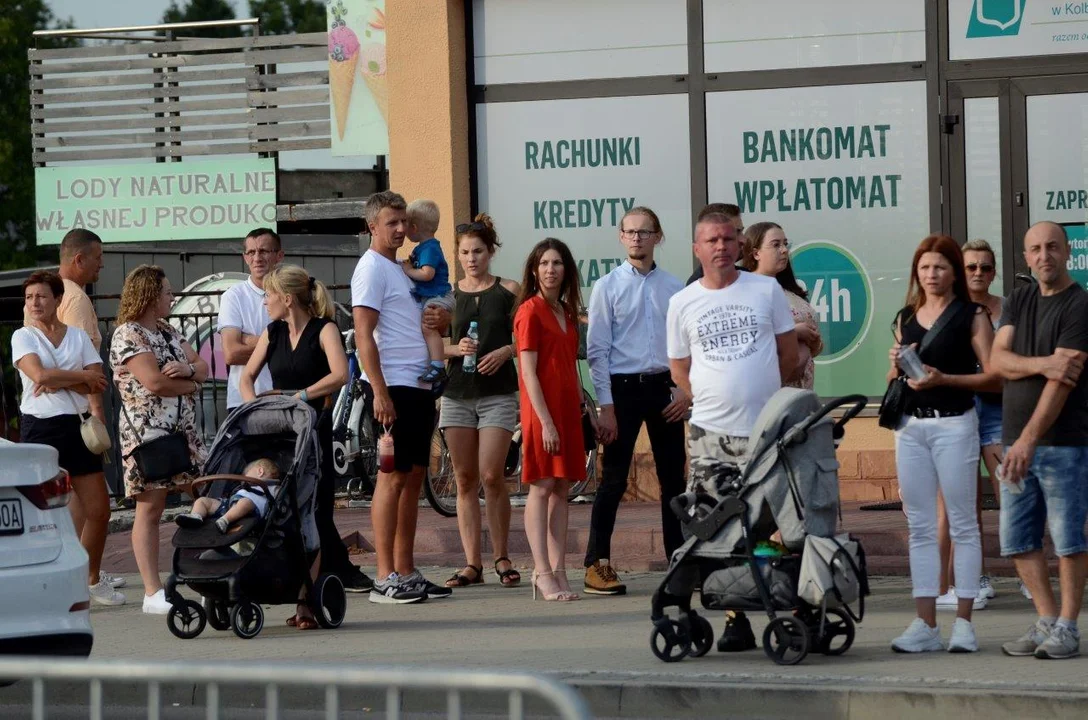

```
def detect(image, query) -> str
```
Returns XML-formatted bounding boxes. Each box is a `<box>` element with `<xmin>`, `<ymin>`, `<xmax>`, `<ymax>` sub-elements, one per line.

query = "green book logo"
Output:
<box><xmin>967</xmin><ymin>0</ymin><xmax>1026</xmax><ymax>38</ymax></box>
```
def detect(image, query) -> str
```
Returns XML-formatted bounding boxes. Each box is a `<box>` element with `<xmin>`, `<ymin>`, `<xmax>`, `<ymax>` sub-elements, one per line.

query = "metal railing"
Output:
<box><xmin>0</xmin><ymin>657</ymin><xmax>591</xmax><ymax>719</ymax></box>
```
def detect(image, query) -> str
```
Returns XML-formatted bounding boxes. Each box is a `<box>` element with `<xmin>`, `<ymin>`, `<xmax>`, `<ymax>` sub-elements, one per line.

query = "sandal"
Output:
<box><xmin>494</xmin><ymin>557</ymin><xmax>521</xmax><ymax>588</ymax></box>
<box><xmin>445</xmin><ymin>565</ymin><xmax>483</xmax><ymax>588</ymax></box>
<box><xmin>286</xmin><ymin>615</ymin><xmax>298</xmax><ymax>627</ymax></box>
<box><xmin>296</xmin><ymin>616</ymin><xmax>319</xmax><ymax>630</ymax></box>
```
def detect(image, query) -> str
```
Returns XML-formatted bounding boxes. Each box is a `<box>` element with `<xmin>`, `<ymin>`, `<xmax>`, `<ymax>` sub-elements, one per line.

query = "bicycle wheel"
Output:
<box><xmin>569</xmin><ymin>389</ymin><xmax>599</xmax><ymax>499</ymax></box>
<box><xmin>354</xmin><ymin>403</ymin><xmax>379</xmax><ymax>491</ymax></box>
<box><xmin>424</xmin><ymin>426</ymin><xmax>459</xmax><ymax>517</ymax></box>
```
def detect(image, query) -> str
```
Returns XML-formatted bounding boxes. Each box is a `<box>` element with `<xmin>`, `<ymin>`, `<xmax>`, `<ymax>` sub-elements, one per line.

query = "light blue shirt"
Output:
<box><xmin>587</xmin><ymin>261</ymin><xmax>683</xmax><ymax>406</ymax></box>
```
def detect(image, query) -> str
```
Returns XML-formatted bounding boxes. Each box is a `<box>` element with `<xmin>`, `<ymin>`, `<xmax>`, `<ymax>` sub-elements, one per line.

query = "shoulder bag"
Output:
<box><xmin>877</xmin><ymin>300</ymin><xmax>965</xmax><ymax>430</ymax></box>
<box><xmin>119</xmin><ymin>328</ymin><xmax>195</xmax><ymax>482</ymax></box>
<box><xmin>27</xmin><ymin>326</ymin><xmax>112</xmax><ymax>455</ymax></box>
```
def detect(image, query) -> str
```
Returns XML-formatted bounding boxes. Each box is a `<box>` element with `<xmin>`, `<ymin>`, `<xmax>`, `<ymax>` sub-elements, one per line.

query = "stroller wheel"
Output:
<box><xmin>815</xmin><ymin>608</ymin><xmax>855</xmax><ymax>656</ymax></box>
<box><xmin>204</xmin><ymin>598</ymin><xmax>230</xmax><ymax>631</ymax></box>
<box><xmin>686</xmin><ymin>613</ymin><xmax>714</xmax><ymax>658</ymax></box>
<box><xmin>762</xmin><ymin>617</ymin><xmax>809</xmax><ymax>666</ymax></box>
<box><xmin>649</xmin><ymin>618</ymin><xmax>691</xmax><ymax>663</ymax></box>
<box><xmin>312</xmin><ymin>574</ymin><xmax>347</xmax><ymax>629</ymax></box>
<box><xmin>167</xmin><ymin>599</ymin><xmax>207</xmax><ymax>640</ymax></box>
<box><xmin>230</xmin><ymin>601</ymin><xmax>264</xmax><ymax>640</ymax></box>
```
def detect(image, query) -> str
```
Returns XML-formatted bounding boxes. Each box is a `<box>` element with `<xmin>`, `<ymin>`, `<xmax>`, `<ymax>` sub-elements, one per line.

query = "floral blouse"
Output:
<box><xmin>786</xmin><ymin>291</ymin><xmax>823</xmax><ymax>391</ymax></box>
<box><xmin>110</xmin><ymin>321</ymin><xmax>205</xmax><ymax>497</ymax></box>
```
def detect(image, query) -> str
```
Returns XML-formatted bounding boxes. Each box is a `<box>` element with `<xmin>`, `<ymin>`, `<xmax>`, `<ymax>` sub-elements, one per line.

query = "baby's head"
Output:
<box><xmin>243</xmin><ymin>458</ymin><xmax>280</xmax><ymax>480</ymax></box>
<box><xmin>406</xmin><ymin>199</ymin><xmax>440</xmax><ymax>243</ymax></box>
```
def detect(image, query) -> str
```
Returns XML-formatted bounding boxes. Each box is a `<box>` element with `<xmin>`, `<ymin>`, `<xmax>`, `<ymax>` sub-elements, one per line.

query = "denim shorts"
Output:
<box><xmin>974</xmin><ymin>397</ymin><xmax>1002</xmax><ymax>448</ymax></box>
<box><xmin>1000</xmin><ymin>446</ymin><xmax>1088</xmax><ymax>557</ymax></box>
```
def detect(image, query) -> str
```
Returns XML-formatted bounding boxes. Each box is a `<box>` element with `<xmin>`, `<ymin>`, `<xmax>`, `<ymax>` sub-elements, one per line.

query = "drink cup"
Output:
<box><xmin>995</xmin><ymin>463</ymin><xmax>1023</xmax><ymax>495</ymax></box>
<box><xmin>378</xmin><ymin>433</ymin><xmax>396</xmax><ymax>474</ymax></box>
<box><xmin>896</xmin><ymin>345</ymin><xmax>927</xmax><ymax>381</ymax></box>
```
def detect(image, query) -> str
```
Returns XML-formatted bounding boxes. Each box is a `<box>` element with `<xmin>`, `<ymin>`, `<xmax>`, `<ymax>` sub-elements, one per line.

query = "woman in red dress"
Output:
<box><xmin>514</xmin><ymin>238</ymin><xmax>593</xmax><ymax>602</ymax></box>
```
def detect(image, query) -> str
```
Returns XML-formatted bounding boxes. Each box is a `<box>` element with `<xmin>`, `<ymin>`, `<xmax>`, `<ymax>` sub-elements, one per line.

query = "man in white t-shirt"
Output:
<box><xmin>352</xmin><ymin>190</ymin><xmax>452</xmax><ymax>605</ymax></box>
<box><xmin>666</xmin><ymin>210</ymin><xmax>798</xmax><ymax>652</ymax></box>
<box><xmin>218</xmin><ymin>228</ymin><xmax>281</xmax><ymax>411</ymax></box>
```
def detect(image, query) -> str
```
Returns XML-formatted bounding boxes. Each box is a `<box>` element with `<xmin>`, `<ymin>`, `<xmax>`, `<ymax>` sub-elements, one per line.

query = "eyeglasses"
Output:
<box><xmin>765</xmin><ymin>239</ymin><xmax>790</xmax><ymax>251</ymax></box>
<box><xmin>244</xmin><ymin>249</ymin><xmax>277</xmax><ymax>258</ymax></box>
<box><xmin>620</xmin><ymin>229</ymin><xmax>658</xmax><ymax>240</ymax></box>
<box><xmin>456</xmin><ymin>222</ymin><xmax>486</xmax><ymax>234</ymax></box>
<box><xmin>966</xmin><ymin>263</ymin><xmax>995</xmax><ymax>273</ymax></box>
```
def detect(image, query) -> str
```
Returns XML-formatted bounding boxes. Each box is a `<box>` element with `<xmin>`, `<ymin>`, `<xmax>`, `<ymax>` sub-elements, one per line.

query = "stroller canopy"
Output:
<box><xmin>202</xmin><ymin>395</ymin><xmax>322</xmax><ymax>552</ymax></box>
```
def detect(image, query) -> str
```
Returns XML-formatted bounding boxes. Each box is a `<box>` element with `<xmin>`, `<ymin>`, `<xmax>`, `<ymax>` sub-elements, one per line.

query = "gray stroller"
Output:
<box><xmin>650</xmin><ymin>388</ymin><xmax>869</xmax><ymax>665</ymax></box>
<box><xmin>165</xmin><ymin>395</ymin><xmax>346</xmax><ymax>640</ymax></box>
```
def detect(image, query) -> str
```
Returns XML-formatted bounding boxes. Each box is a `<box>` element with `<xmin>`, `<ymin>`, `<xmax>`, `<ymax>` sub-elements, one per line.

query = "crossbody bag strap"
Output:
<box><xmin>119</xmin><ymin>325</ymin><xmax>186</xmax><ymax>440</ymax></box>
<box><xmin>917</xmin><ymin>298</ymin><xmax>966</xmax><ymax>358</ymax></box>
<box><xmin>25</xmin><ymin>325</ymin><xmax>89</xmax><ymax>419</ymax></box>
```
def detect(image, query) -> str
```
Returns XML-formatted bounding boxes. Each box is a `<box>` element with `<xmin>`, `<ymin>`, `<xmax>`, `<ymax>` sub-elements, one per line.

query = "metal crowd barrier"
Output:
<box><xmin>0</xmin><ymin>657</ymin><xmax>591</xmax><ymax>720</ymax></box>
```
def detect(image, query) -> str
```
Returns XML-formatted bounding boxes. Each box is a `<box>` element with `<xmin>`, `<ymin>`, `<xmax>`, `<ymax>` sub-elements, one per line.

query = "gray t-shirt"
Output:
<box><xmin>1001</xmin><ymin>283</ymin><xmax>1088</xmax><ymax>446</ymax></box>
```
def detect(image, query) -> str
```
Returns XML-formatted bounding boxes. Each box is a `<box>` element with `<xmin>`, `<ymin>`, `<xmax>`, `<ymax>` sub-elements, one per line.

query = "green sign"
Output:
<box><xmin>34</xmin><ymin>158</ymin><xmax>277</xmax><ymax>245</ymax></box>
<box><xmin>791</xmin><ymin>241</ymin><xmax>873</xmax><ymax>363</ymax></box>
<box><xmin>1064</xmin><ymin>222</ymin><xmax>1088</xmax><ymax>289</ymax></box>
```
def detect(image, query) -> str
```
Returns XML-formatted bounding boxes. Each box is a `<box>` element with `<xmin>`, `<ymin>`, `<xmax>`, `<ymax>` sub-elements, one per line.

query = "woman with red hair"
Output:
<box><xmin>887</xmin><ymin>235</ymin><xmax>1001</xmax><ymax>654</ymax></box>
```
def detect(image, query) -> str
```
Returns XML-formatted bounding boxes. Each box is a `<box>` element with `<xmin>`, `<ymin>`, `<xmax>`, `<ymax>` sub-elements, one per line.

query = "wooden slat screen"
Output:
<box><xmin>29</xmin><ymin>33</ymin><xmax>332</xmax><ymax>164</ymax></box>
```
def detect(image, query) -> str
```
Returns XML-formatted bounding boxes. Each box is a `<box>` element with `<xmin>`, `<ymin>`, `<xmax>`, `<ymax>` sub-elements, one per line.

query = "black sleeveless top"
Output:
<box><xmin>266</xmin><ymin>317</ymin><xmax>334</xmax><ymax>412</ymax></box>
<box><xmin>898</xmin><ymin>302</ymin><xmax>980</xmax><ymax>413</ymax></box>
<box><xmin>445</xmin><ymin>279</ymin><xmax>518</xmax><ymax>399</ymax></box>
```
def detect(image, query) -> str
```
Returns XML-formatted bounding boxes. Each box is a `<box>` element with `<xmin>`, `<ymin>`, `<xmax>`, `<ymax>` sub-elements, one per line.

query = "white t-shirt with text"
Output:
<box><xmin>217</xmin><ymin>277</ymin><xmax>273</xmax><ymax>409</ymax></box>
<box><xmin>12</xmin><ymin>326</ymin><xmax>102</xmax><ymax>418</ymax></box>
<box><xmin>666</xmin><ymin>272</ymin><xmax>795</xmax><ymax>436</ymax></box>
<box><xmin>351</xmin><ymin>250</ymin><xmax>430</xmax><ymax>390</ymax></box>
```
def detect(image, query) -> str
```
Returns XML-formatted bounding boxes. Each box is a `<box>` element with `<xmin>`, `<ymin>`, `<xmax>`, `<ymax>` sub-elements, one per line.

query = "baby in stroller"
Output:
<box><xmin>175</xmin><ymin>458</ymin><xmax>279</xmax><ymax>533</ymax></box>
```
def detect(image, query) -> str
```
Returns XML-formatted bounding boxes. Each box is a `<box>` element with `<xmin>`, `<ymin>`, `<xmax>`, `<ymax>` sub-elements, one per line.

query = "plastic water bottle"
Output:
<box><xmin>463</xmin><ymin>321</ymin><xmax>479</xmax><ymax>374</ymax></box>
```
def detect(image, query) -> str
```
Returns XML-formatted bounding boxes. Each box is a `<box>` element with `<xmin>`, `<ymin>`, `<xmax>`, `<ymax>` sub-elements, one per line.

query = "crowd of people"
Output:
<box><xmin>13</xmin><ymin>193</ymin><xmax>1087</xmax><ymax>659</ymax></box>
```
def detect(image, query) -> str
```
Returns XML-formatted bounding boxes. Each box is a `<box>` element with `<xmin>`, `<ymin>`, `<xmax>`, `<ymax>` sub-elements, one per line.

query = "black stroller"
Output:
<box><xmin>650</xmin><ymin>388</ymin><xmax>869</xmax><ymax>665</ymax></box>
<box><xmin>164</xmin><ymin>395</ymin><xmax>347</xmax><ymax>639</ymax></box>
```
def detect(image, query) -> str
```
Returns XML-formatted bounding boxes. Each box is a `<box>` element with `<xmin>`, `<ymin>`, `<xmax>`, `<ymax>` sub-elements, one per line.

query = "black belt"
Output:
<box><xmin>611</xmin><ymin>371</ymin><xmax>671</xmax><ymax>385</ymax></box>
<box><xmin>910</xmin><ymin>407</ymin><xmax>969</xmax><ymax>419</ymax></box>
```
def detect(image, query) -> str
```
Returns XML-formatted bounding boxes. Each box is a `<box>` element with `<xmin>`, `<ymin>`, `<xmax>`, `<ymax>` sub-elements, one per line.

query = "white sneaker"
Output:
<box><xmin>1019</xmin><ymin>580</ymin><xmax>1033</xmax><ymax>600</ymax></box>
<box><xmin>88</xmin><ymin>579</ymin><xmax>126</xmax><ymax>606</ymax></box>
<box><xmin>948</xmin><ymin>617</ymin><xmax>979</xmax><ymax>653</ymax></box>
<box><xmin>100</xmin><ymin>572</ymin><xmax>126</xmax><ymax>589</ymax></box>
<box><xmin>978</xmin><ymin>576</ymin><xmax>995</xmax><ymax>600</ymax></box>
<box><xmin>891</xmin><ymin>618</ymin><xmax>945</xmax><ymax>653</ymax></box>
<box><xmin>141</xmin><ymin>589</ymin><xmax>171</xmax><ymax>615</ymax></box>
<box><xmin>937</xmin><ymin>588</ymin><xmax>987</xmax><ymax>610</ymax></box>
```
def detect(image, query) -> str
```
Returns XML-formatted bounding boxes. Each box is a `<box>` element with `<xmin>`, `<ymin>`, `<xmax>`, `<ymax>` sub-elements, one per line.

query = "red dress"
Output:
<box><xmin>514</xmin><ymin>296</ymin><xmax>586</xmax><ymax>484</ymax></box>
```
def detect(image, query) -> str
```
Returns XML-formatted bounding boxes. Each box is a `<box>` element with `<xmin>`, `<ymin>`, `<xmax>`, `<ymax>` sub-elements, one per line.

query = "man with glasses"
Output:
<box><xmin>583</xmin><ymin>206</ymin><xmax>686</xmax><ymax>596</ymax></box>
<box><xmin>686</xmin><ymin>204</ymin><xmax>745</xmax><ymax>286</ymax></box>
<box><xmin>219</xmin><ymin>228</ymin><xmax>283</xmax><ymax>412</ymax></box>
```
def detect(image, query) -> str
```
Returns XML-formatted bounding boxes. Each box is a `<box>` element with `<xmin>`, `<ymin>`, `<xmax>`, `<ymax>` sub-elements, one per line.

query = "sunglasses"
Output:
<box><xmin>456</xmin><ymin>222</ymin><xmax>486</xmax><ymax>234</ymax></box>
<box><xmin>966</xmin><ymin>263</ymin><xmax>995</xmax><ymax>273</ymax></box>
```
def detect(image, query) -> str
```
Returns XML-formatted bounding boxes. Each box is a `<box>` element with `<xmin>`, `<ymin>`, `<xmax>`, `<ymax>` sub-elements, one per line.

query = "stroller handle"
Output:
<box><xmin>670</xmin><ymin>491</ymin><xmax>722</xmax><ymax>523</ymax></box>
<box><xmin>782</xmin><ymin>394</ymin><xmax>868</xmax><ymax>447</ymax></box>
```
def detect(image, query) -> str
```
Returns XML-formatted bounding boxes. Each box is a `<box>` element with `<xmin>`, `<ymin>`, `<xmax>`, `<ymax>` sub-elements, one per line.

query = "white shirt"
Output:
<box><xmin>351</xmin><ymin>250</ymin><xmax>430</xmax><ymax>389</ymax></box>
<box><xmin>218</xmin><ymin>277</ymin><xmax>273</xmax><ymax>408</ymax></box>
<box><xmin>587</xmin><ymin>261</ymin><xmax>683</xmax><ymax>406</ymax></box>
<box><xmin>12</xmin><ymin>326</ymin><xmax>101</xmax><ymax>418</ymax></box>
<box><xmin>666</xmin><ymin>273</ymin><xmax>795</xmax><ymax>436</ymax></box>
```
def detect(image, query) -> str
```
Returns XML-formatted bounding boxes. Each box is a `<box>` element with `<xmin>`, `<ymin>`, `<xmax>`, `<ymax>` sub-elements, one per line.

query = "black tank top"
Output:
<box><xmin>445</xmin><ymin>279</ymin><xmax>518</xmax><ymax>399</ymax></box>
<box><xmin>266</xmin><ymin>317</ymin><xmax>334</xmax><ymax>412</ymax></box>
<box><xmin>898</xmin><ymin>302</ymin><xmax>980</xmax><ymax>413</ymax></box>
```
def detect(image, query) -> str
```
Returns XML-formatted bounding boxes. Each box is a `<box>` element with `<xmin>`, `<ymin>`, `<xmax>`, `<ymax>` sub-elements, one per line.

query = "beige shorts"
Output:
<box><xmin>439</xmin><ymin>393</ymin><xmax>518</xmax><ymax>432</ymax></box>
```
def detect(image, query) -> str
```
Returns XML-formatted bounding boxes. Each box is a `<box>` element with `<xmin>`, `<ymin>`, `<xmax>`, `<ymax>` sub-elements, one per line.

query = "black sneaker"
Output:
<box><xmin>405</xmin><ymin>569</ymin><xmax>453</xmax><ymax>599</ymax></box>
<box><xmin>368</xmin><ymin>573</ymin><xmax>426</xmax><ymax>604</ymax></box>
<box><xmin>341</xmin><ymin>566</ymin><xmax>374</xmax><ymax>593</ymax></box>
<box><xmin>717</xmin><ymin>612</ymin><xmax>757</xmax><ymax>652</ymax></box>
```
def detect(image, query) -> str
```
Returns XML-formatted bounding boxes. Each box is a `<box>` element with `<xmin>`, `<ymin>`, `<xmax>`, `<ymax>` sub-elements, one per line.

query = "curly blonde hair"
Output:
<box><xmin>117</xmin><ymin>265</ymin><xmax>168</xmax><ymax>325</ymax></box>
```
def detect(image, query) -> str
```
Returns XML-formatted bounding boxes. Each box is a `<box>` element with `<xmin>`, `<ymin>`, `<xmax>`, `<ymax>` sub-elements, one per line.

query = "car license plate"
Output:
<box><xmin>0</xmin><ymin>499</ymin><xmax>24</xmax><ymax>536</ymax></box>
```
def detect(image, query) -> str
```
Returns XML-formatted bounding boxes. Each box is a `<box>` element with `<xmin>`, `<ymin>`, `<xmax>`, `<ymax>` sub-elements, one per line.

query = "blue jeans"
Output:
<box><xmin>1000</xmin><ymin>446</ymin><xmax>1088</xmax><ymax>557</ymax></box>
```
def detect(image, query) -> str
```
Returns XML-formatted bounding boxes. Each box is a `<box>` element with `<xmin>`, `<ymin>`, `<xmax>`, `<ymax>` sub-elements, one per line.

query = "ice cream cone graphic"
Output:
<box><xmin>361</xmin><ymin>43</ymin><xmax>388</xmax><ymax>126</ymax></box>
<box><xmin>328</xmin><ymin>2</ymin><xmax>360</xmax><ymax>142</ymax></box>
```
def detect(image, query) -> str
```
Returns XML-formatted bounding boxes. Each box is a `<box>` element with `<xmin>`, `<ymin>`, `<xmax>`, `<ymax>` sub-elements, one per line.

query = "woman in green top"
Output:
<box><xmin>440</xmin><ymin>214</ymin><xmax>523</xmax><ymax>588</ymax></box>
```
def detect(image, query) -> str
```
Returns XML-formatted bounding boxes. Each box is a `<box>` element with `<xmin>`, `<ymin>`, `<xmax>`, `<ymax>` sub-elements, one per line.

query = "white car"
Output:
<box><xmin>0</xmin><ymin>439</ymin><xmax>92</xmax><ymax>656</ymax></box>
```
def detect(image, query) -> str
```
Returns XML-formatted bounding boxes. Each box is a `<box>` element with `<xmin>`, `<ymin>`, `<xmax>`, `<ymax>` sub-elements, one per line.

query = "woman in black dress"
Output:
<box><xmin>240</xmin><ymin>264</ymin><xmax>349</xmax><ymax>629</ymax></box>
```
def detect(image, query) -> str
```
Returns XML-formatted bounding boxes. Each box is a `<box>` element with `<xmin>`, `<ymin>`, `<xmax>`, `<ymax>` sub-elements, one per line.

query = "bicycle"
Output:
<box><xmin>330</xmin><ymin>330</ymin><xmax>450</xmax><ymax>513</ymax></box>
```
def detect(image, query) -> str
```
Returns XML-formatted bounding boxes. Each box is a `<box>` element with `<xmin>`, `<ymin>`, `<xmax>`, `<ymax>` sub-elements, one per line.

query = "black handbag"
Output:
<box><xmin>877</xmin><ymin>300</ymin><xmax>965</xmax><ymax>431</ymax></box>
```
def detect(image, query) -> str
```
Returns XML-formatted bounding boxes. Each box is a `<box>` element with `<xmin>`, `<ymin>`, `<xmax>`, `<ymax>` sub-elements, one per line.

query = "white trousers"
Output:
<box><xmin>894</xmin><ymin>411</ymin><xmax>982</xmax><ymax>599</ymax></box>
